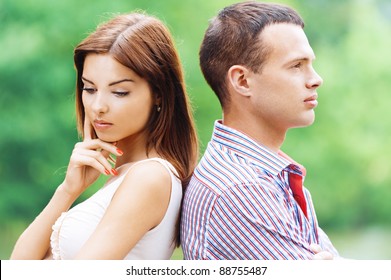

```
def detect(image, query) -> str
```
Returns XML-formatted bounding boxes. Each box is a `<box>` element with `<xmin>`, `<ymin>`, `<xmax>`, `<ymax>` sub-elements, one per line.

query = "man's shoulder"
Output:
<box><xmin>189</xmin><ymin>144</ymin><xmax>262</xmax><ymax>195</ymax></box>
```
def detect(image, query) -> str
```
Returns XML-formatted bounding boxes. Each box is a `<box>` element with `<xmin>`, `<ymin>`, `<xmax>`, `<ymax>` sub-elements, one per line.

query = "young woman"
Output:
<box><xmin>10</xmin><ymin>12</ymin><xmax>198</xmax><ymax>260</ymax></box>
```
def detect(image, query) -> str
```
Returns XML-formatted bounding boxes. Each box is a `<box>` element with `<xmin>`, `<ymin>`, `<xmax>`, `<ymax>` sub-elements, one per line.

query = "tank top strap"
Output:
<box><xmin>124</xmin><ymin>157</ymin><xmax>179</xmax><ymax>178</ymax></box>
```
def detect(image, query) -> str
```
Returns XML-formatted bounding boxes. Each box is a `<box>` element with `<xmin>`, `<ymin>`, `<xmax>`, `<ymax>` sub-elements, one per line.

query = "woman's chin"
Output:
<box><xmin>96</xmin><ymin>135</ymin><xmax>117</xmax><ymax>143</ymax></box>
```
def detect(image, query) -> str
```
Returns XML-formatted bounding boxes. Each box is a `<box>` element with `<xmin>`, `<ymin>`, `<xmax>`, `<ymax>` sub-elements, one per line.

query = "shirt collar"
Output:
<box><xmin>212</xmin><ymin>120</ymin><xmax>298</xmax><ymax>176</ymax></box>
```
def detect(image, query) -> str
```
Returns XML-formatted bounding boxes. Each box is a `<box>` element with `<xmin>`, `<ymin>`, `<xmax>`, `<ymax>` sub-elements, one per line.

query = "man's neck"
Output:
<box><xmin>223</xmin><ymin>114</ymin><xmax>286</xmax><ymax>154</ymax></box>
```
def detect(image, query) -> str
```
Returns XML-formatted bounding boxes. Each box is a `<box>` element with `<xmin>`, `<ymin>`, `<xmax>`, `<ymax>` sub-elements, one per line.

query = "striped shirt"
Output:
<box><xmin>181</xmin><ymin>120</ymin><xmax>339</xmax><ymax>259</ymax></box>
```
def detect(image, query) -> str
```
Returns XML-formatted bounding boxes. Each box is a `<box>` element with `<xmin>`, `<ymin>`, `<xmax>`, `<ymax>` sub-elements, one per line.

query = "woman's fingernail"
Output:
<box><xmin>116</xmin><ymin>148</ymin><xmax>123</xmax><ymax>155</ymax></box>
<box><xmin>105</xmin><ymin>169</ymin><xmax>111</xmax><ymax>175</ymax></box>
<box><xmin>111</xmin><ymin>168</ymin><xmax>118</xmax><ymax>176</ymax></box>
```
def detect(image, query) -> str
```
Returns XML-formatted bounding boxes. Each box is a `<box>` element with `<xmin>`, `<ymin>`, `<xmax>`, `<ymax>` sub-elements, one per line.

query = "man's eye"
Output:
<box><xmin>293</xmin><ymin>62</ymin><xmax>302</xmax><ymax>68</ymax></box>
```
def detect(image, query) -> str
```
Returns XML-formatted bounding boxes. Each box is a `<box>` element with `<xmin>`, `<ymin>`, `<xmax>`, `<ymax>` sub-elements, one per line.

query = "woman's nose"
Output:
<box><xmin>91</xmin><ymin>92</ymin><xmax>109</xmax><ymax>114</ymax></box>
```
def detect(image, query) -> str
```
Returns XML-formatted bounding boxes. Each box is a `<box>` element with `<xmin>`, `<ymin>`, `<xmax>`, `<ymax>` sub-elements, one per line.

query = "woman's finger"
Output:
<box><xmin>75</xmin><ymin>139</ymin><xmax>123</xmax><ymax>158</ymax></box>
<box><xmin>83</xmin><ymin>115</ymin><xmax>94</xmax><ymax>140</ymax></box>
<box><xmin>72</xmin><ymin>148</ymin><xmax>116</xmax><ymax>175</ymax></box>
<box><xmin>71</xmin><ymin>154</ymin><xmax>110</xmax><ymax>176</ymax></box>
<box><xmin>107</xmin><ymin>155</ymin><xmax>116</xmax><ymax>166</ymax></box>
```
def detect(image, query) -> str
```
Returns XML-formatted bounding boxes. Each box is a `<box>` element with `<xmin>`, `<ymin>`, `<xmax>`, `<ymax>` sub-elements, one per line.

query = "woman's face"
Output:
<box><xmin>81</xmin><ymin>53</ymin><xmax>155</xmax><ymax>144</ymax></box>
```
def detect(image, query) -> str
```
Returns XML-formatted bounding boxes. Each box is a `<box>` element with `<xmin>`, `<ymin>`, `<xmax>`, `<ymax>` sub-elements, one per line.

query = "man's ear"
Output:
<box><xmin>227</xmin><ymin>65</ymin><xmax>251</xmax><ymax>97</ymax></box>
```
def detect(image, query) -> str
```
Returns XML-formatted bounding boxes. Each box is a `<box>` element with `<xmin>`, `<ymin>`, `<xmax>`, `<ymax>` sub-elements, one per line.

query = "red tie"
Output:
<box><xmin>277</xmin><ymin>151</ymin><xmax>308</xmax><ymax>218</ymax></box>
<box><xmin>288</xmin><ymin>171</ymin><xmax>308</xmax><ymax>218</ymax></box>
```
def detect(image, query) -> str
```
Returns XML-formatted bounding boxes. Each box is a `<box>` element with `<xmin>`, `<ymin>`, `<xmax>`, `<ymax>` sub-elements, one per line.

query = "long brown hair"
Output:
<box><xmin>73</xmin><ymin>12</ymin><xmax>199</xmax><ymax>244</ymax></box>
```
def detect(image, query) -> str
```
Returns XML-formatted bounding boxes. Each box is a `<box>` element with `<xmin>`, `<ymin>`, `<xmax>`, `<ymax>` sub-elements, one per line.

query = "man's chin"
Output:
<box><xmin>291</xmin><ymin>117</ymin><xmax>316</xmax><ymax>129</ymax></box>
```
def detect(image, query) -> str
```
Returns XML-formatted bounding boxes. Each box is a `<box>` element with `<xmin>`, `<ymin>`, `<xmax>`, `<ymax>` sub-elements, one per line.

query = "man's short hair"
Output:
<box><xmin>199</xmin><ymin>1</ymin><xmax>304</xmax><ymax>107</ymax></box>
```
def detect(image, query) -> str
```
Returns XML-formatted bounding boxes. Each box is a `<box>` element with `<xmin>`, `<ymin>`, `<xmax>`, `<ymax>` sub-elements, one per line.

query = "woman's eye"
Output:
<box><xmin>82</xmin><ymin>87</ymin><xmax>96</xmax><ymax>94</ymax></box>
<box><xmin>113</xmin><ymin>91</ymin><xmax>129</xmax><ymax>97</ymax></box>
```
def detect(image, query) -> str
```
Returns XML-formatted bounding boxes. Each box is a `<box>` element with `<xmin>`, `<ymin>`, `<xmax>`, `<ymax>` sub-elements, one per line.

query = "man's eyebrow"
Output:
<box><xmin>290</xmin><ymin>56</ymin><xmax>314</xmax><ymax>62</ymax></box>
<box><xmin>283</xmin><ymin>55</ymin><xmax>316</xmax><ymax>66</ymax></box>
<box><xmin>81</xmin><ymin>77</ymin><xmax>135</xmax><ymax>86</ymax></box>
<box><xmin>292</xmin><ymin>53</ymin><xmax>316</xmax><ymax>62</ymax></box>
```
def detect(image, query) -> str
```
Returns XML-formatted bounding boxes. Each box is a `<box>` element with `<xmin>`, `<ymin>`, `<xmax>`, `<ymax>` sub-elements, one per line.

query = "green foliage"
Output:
<box><xmin>284</xmin><ymin>0</ymin><xmax>391</xmax><ymax>229</ymax></box>
<box><xmin>1</xmin><ymin>0</ymin><xmax>391</xmax><ymax>258</ymax></box>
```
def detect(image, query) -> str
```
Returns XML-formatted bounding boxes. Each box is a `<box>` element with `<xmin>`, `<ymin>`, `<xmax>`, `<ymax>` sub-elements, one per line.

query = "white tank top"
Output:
<box><xmin>49</xmin><ymin>158</ymin><xmax>182</xmax><ymax>260</ymax></box>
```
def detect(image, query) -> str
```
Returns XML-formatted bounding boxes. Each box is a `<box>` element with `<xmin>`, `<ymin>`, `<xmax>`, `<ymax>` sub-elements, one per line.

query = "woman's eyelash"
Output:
<box><xmin>113</xmin><ymin>91</ymin><xmax>129</xmax><ymax>96</ymax></box>
<box><xmin>82</xmin><ymin>88</ymin><xmax>129</xmax><ymax>96</ymax></box>
<box><xmin>82</xmin><ymin>87</ymin><xmax>96</xmax><ymax>93</ymax></box>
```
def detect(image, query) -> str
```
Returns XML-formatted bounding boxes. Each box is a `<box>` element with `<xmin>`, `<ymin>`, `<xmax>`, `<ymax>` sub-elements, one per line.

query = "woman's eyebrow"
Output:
<box><xmin>81</xmin><ymin>77</ymin><xmax>135</xmax><ymax>86</ymax></box>
<box><xmin>109</xmin><ymin>79</ymin><xmax>135</xmax><ymax>86</ymax></box>
<box><xmin>81</xmin><ymin>77</ymin><xmax>94</xmax><ymax>84</ymax></box>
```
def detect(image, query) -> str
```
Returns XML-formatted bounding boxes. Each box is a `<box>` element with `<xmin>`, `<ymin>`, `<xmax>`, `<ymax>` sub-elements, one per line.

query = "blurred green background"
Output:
<box><xmin>1</xmin><ymin>0</ymin><xmax>391</xmax><ymax>260</ymax></box>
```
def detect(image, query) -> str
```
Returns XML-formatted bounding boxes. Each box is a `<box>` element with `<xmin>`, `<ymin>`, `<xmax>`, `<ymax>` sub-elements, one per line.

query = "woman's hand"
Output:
<box><xmin>10</xmin><ymin>117</ymin><xmax>123</xmax><ymax>260</ymax></box>
<box><xmin>61</xmin><ymin>116</ymin><xmax>122</xmax><ymax>198</ymax></box>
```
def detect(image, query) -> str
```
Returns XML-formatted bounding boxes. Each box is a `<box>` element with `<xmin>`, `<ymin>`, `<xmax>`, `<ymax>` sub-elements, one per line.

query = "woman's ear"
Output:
<box><xmin>155</xmin><ymin>94</ymin><xmax>162</xmax><ymax>107</ymax></box>
<box><xmin>227</xmin><ymin>65</ymin><xmax>251</xmax><ymax>97</ymax></box>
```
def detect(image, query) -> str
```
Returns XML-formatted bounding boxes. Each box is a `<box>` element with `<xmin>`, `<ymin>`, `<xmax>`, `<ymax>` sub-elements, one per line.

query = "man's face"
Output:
<box><xmin>248</xmin><ymin>23</ymin><xmax>323</xmax><ymax>132</ymax></box>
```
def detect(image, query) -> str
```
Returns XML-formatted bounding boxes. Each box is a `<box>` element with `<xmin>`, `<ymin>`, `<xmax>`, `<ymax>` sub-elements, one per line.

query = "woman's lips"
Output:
<box><xmin>94</xmin><ymin>120</ymin><xmax>113</xmax><ymax>130</ymax></box>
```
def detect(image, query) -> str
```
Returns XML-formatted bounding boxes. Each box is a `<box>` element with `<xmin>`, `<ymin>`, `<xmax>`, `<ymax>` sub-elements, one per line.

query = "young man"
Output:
<box><xmin>181</xmin><ymin>1</ymin><xmax>339</xmax><ymax>259</ymax></box>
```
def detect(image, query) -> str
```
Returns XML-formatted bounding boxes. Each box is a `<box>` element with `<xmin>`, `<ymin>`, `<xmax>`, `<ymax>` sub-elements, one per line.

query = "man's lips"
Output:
<box><xmin>304</xmin><ymin>94</ymin><xmax>318</xmax><ymax>102</ymax></box>
<box><xmin>304</xmin><ymin>94</ymin><xmax>318</xmax><ymax>108</ymax></box>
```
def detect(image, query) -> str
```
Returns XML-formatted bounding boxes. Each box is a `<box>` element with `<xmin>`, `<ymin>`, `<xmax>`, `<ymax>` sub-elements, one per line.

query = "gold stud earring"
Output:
<box><xmin>157</xmin><ymin>105</ymin><xmax>161</xmax><ymax>112</ymax></box>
